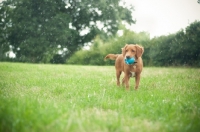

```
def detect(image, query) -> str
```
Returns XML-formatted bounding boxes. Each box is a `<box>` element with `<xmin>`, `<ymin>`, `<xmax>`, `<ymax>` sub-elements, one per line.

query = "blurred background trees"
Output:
<box><xmin>68</xmin><ymin>21</ymin><xmax>200</xmax><ymax>67</ymax></box>
<box><xmin>0</xmin><ymin>0</ymin><xmax>200</xmax><ymax>66</ymax></box>
<box><xmin>149</xmin><ymin>21</ymin><xmax>200</xmax><ymax>66</ymax></box>
<box><xmin>0</xmin><ymin>0</ymin><xmax>134</xmax><ymax>63</ymax></box>
<box><xmin>67</xmin><ymin>28</ymin><xmax>151</xmax><ymax>65</ymax></box>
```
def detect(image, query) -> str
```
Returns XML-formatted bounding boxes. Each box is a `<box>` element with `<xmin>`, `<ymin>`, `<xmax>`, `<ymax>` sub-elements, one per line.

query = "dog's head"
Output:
<box><xmin>122</xmin><ymin>44</ymin><xmax>144</xmax><ymax>59</ymax></box>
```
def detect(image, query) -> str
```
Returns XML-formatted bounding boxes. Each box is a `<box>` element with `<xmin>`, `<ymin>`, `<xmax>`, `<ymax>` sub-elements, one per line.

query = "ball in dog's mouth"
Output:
<box><xmin>125</xmin><ymin>57</ymin><xmax>135</xmax><ymax>65</ymax></box>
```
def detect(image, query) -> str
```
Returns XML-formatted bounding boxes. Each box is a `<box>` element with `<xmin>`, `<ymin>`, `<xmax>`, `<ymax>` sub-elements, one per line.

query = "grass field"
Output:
<box><xmin>0</xmin><ymin>62</ymin><xmax>200</xmax><ymax>132</ymax></box>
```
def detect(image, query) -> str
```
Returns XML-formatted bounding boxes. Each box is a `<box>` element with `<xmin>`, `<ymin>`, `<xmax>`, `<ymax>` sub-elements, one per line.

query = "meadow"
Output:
<box><xmin>0</xmin><ymin>62</ymin><xmax>200</xmax><ymax>132</ymax></box>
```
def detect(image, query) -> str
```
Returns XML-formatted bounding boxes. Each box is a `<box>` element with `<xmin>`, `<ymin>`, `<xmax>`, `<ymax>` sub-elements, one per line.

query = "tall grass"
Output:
<box><xmin>0</xmin><ymin>62</ymin><xmax>200</xmax><ymax>132</ymax></box>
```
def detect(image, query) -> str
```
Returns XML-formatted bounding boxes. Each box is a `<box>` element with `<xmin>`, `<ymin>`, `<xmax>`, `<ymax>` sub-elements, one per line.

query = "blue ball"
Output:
<box><xmin>125</xmin><ymin>57</ymin><xmax>135</xmax><ymax>65</ymax></box>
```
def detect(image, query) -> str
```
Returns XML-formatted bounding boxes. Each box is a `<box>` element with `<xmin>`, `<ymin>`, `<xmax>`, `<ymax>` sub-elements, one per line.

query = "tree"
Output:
<box><xmin>184</xmin><ymin>21</ymin><xmax>200</xmax><ymax>65</ymax></box>
<box><xmin>0</xmin><ymin>0</ymin><xmax>135</xmax><ymax>63</ymax></box>
<box><xmin>67</xmin><ymin>29</ymin><xmax>150</xmax><ymax>66</ymax></box>
<box><xmin>67</xmin><ymin>21</ymin><xmax>200</xmax><ymax>66</ymax></box>
<box><xmin>149</xmin><ymin>21</ymin><xmax>200</xmax><ymax>66</ymax></box>
<box><xmin>0</xmin><ymin>1</ymin><xmax>11</xmax><ymax>60</ymax></box>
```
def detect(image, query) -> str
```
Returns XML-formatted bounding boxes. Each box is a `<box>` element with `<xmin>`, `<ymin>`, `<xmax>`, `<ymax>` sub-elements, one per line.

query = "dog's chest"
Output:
<box><xmin>130</xmin><ymin>66</ymin><xmax>136</xmax><ymax>77</ymax></box>
<box><xmin>130</xmin><ymin>71</ymin><xmax>135</xmax><ymax>77</ymax></box>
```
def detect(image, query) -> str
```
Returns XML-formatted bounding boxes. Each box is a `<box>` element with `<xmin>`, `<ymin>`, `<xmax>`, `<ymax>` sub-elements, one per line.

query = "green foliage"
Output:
<box><xmin>0</xmin><ymin>0</ymin><xmax>134</xmax><ymax>63</ymax></box>
<box><xmin>0</xmin><ymin>2</ymin><xmax>10</xmax><ymax>60</ymax></box>
<box><xmin>67</xmin><ymin>50</ymin><xmax>106</xmax><ymax>65</ymax></box>
<box><xmin>0</xmin><ymin>63</ymin><xmax>200</xmax><ymax>131</ymax></box>
<box><xmin>67</xmin><ymin>29</ymin><xmax>151</xmax><ymax>65</ymax></box>
<box><xmin>68</xmin><ymin>21</ymin><xmax>200</xmax><ymax>67</ymax></box>
<box><xmin>150</xmin><ymin>21</ymin><xmax>200</xmax><ymax>66</ymax></box>
<box><xmin>1</xmin><ymin>0</ymin><xmax>199</xmax><ymax>66</ymax></box>
<box><xmin>50</xmin><ymin>54</ymin><xmax>66</xmax><ymax>64</ymax></box>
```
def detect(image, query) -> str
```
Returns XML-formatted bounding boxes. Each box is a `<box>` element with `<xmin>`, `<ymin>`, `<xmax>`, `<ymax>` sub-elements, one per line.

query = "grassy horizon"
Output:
<box><xmin>0</xmin><ymin>62</ymin><xmax>200</xmax><ymax>132</ymax></box>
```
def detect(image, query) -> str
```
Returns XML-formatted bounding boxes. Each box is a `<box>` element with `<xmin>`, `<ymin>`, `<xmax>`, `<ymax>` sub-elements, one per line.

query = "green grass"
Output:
<box><xmin>0</xmin><ymin>62</ymin><xmax>200</xmax><ymax>132</ymax></box>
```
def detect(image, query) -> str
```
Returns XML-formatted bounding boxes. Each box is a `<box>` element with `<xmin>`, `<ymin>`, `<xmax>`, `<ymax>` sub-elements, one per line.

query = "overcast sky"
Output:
<box><xmin>124</xmin><ymin>0</ymin><xmax>200</xmax><ymax>38</ymax></box>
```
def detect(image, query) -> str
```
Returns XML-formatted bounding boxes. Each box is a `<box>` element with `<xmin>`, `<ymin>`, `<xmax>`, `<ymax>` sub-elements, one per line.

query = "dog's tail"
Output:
<box><xmin>104</xmin><ymin>54</ymin><xmax>119</xmax><ymax>61</ymax></box>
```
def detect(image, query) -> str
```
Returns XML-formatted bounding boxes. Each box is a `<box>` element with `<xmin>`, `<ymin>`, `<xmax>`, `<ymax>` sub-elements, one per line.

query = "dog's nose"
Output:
<box><xmin>126</xmin><ymin>56</ymin><xmax>131</xmax><ymax>59</ymax></box>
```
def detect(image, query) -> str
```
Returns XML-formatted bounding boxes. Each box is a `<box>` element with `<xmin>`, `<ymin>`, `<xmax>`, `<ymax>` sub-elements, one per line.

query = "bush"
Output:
<box><xmin>67</xmin><ymin>29</ymin><xmax>151</xmax><ymax>66</ymax></box>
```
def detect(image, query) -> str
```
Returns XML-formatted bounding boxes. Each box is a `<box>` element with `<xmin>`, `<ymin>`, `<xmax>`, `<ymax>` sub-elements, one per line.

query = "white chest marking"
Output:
<box><xmin>130</xmin><ymin>71</ymin><xmax>135</xmax><ymax>77</ymax></box>
<box><xmin>130</xmin><ymin>65</ymin><xmax>136</xmax><ymax>77</ymax></box>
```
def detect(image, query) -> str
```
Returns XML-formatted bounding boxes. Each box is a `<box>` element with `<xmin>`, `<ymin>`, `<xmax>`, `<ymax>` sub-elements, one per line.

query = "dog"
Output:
<box><xmin>104</xmin><ymin>44</ymin><xmax>144</xmax><ymax>90</ymax></box>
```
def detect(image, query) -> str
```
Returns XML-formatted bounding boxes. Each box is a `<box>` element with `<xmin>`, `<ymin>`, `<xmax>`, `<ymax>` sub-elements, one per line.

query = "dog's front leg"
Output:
<box><xmin>122</xmin><ymin>77</ymin><xmax>125</xmax><ymax>86</ymax></box>
<box><xmin>135</xmin><ymin>74</ymin><xmax>141</xmax><ymax>90</ymax></box>
<box><xmin>116</xmin><ymin>71</ymin><xmax>121</xmax><ymax>86</ymax></box>
<box><xmin>124</xmin><ymin>73</ymin><xmax>130</xmax><ymax>90</ymax></box>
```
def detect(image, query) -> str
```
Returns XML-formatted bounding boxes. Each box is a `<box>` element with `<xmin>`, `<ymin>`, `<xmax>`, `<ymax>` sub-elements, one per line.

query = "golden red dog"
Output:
<box><xmin>104</xmin><ymin>44</ymin><xmax>144</xmax><ymax>90</ymax></box>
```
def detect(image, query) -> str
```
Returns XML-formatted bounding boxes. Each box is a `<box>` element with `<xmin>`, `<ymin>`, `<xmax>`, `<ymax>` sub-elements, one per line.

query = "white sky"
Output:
<box><xmin>124</xmin><ymin>0</ymin><xmax>200</xmax><ymax>38</ymax></box>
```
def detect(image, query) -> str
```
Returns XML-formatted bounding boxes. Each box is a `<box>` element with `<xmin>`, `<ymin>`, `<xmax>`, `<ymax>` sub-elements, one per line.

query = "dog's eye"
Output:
<box><xmin>125</xmin><ymin>50</ymin><xmax>128</xmax><ymax>52</ymax></box>
<box><xmin>132</xmin><ymin>50</ymin><xmax>135</xmax><ymax>52</ymax></box>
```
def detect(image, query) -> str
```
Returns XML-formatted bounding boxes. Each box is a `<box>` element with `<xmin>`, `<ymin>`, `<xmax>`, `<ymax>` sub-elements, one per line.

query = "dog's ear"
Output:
<box><xmin>136</xmin><ymin>44</ymin><xmax>144</xmax><ymax>58</ymax></box>
<box><xmin>122</xmin><ymin>44</ymin><xmax>128</xmax><ymax>57</ymax></box>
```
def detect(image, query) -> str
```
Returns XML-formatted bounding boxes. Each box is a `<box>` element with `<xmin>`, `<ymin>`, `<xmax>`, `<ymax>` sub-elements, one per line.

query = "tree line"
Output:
<box><xmin>0</xmin><ymin>0</ymin><xmax>134</xmax><ymax>63</ymax></box>
<box><xmin>68</xmin><ymin>21</ymin><xmax>200</xmax><ymax>67</ymax></box>
<box><xmin>149</xmin><ymin>21</ymin><xmax>200</xmax><ymax>66</ymax></box>
<box><xmin>0</xmin><ymin>0</ymin><xmax>199</xmax><ymax>66</ymax></box>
